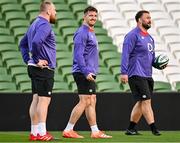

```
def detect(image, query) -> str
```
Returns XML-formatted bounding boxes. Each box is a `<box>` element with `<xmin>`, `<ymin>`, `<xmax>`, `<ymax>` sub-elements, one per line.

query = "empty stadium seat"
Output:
<box><xmin>96</xmin><ymin>74</ymin><xmax>115</xmax><ymax>84</ymax></box>
<box><xmin>105</xmin><ymin>58</ymin><xmax>120</xmax><ymax>71</ymax></box>
<box><xmin>1</xmin><ymin>4</ymin><xmax>23</xmax><ymax>14</ymax></box>
<box><xmin>64</xmin><ymin>74</ymin><xmax>74</xmax><ymax>85</ymax></box>
<box><xmin>56</xmin><ymin>43</ymin><xmax>69</xmax><ymax>52</ymax></box>
<box><xmin>1</xmin><ymin>51</ymin><xmax>22</xmax><ymax>62</ymax></box>
<box><xmin>4</xmin><ymin>11</ymin><xmax>26</xmax><ymax>23</ymax></box>
<box><xmin>167</xmin><ymin>74</ymin><xmax>180</xmax><ymax>87</ymax></box>
<box><xmin>52</xmin><ymin>0</ymin><xmax>66</xmax><ymax>4</ymax></box>
<box><xmin>164</xmin><ymin>3</ymin><xmax>180</xmax><ymax>14</ymax></box>
<box><xmin>8</xmin><ymin>19</ymin><xmax>29</xmax><ymax>30</ymax></box>
<box><xmin>0</xmin><ymin>35</ymin><xmax>15</xmax><ymax>44</ymax></box>
<box><xmin>57</xmin><ymin>11</ymin><xmax>75</xmax><ymax>21</ymax></box>
<box><xmin>0</xmin><ymin>0</ymin><xmax>17</xmax><ymax>5</ymax></box>
<box><xmin>117</xmin><ymin>3</ymin><xmax>138</xmax><ymax>14</ymax></box>
<box><xmin>174</xmin><ymin>51</ymin><xmax>180</xmax><ymax>63</ymax></box>
<box><xmin>96</xmin><ymin>35</ymin><xmax>113</xmax><ymax>44</ymax></box>
<box><xmin>89</xmin><ymin>0</ymin><xmax>112</xmax><ymax>5</ymax></box>
<box><xmin>53</xmin><ymin>81</ymin><xmax>70</xmax><ymax>92</ymax></box>
<box><xmin>70</xmin><ymin>82</ymin><xmax>77</xmax><ymax>92</ymax></box>
<box><xmin>56</xmin><ymin>51</ymin><xmax>72</xmax><ymax>60</ymax></box>
<box><xmin>98</xmin><ymin>43</ymin><xmax>117</xmax><ymax>53</ymax></box>
<box><xmin>19</xmin><ymin>81</ymin><xmax>31</xmax><ymax>92</ymax></box>
<box><xmin>0</xmin><ymin>67</ymin><xmax>7</xmax><ymax>74</ymax></box>
<box><xmin>20</xmin><ymin>0</ymin><xmax>41</xmax><ymax>8</ymax></box>
<box><xmin>57</xmin><ymin>58</ymin><xmax>72</xmax><ymax>69</ymax></box>
<box><xmin>98</xmin><ymin>66</ymin><xmax>111</xmax><ymax>75</ymax></box>
<box><xmin>0</xmin><ymin>75</ymin><xmax>12</xmax><ymax>82</ymax></box>
<box><xmin>14</xmin><ymin>74</ymin><xmax>30</xmax><ymax>86</ymax></box>
<box><xmin>61</xmin><ymin>27</ymin><xmax>77</xmax><ymax>40</ymax></box>
<box><xmin>10</xmin><ymin>67</ymin><xmax>27</xmax><ymax>78</ymax></box>
<box><xmin>55</xmin><ymin>4</ymin><xmax>70</xmax><ymax>12</ymax></box>
<box><xmin>99</xmin><ymin>11</ymin><xmax>123</xmax><ymax>23</ymax></box>
<box><xmin>97</xmin><ymin>82</ymin><xmax>122</xmax><ymax>92</ymax></box>
<box><xmin>168</xmin><ymin>43</ymin><xmax>180</xmax><ymax>54</ymax></box>
<box><xmin>59</xmin><ymin>67</ymin><xmax>72</xmax><ymax>78</ymax></box>
<box><xmin>66</xmin><ymin>0</ymin><xmax>87</xmax><ymax>8</ymax></box>
<box><xmin>100</xmin><ymin>51</ymin><xmax>119</xmax><ymax>63</ymax></box>
<box><xmin>5</xmin><ymin>59</ymin><xmax>26</xmax><ymax>70</ymax></box>
<box><xmin>28</xmin><ymin>11</ymin><xmax>39</xmax><ymax>22</ymax></box>
<box><xmin>175</xmin><ymin>81</ymin><xmax>180</xmax><ymax>91</ymax></box>
<box><xmin>0</xmin><ymin>82</ymin><xmax>17</xmax><ymax>92</ymax></box>
<box><xmin>0</xmin><ymin>21</ymin><xmax>6</xmax><ymax>28</ymax></box>
<box><xmin>57</xmin><ymin>19</ymin><xmax>78</xmax><ymax>32</ymax></box>
<box><xmin>0</xmin><ymin>27</ymin><xmax>10</xmax><ymax>35</ymax></box>
<box><xmin>154</xmin><ymin>81</ymin><xmax>172</xmax><ymax>92</ymax></box>
<box><xmin>71</xmin><ymin>3</ymin><xmax>87</xmax><ymax>16</ymax></box>
<box><xmin>24</xmin><ymin>3</ymin><xmax>39</xmax><ymax>14</ymax></box>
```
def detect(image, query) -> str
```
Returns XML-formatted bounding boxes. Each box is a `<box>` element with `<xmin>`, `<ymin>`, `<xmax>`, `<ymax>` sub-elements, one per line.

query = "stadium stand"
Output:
<box><xmin>0</xmin><ymin>0</ymin><xmax>179</xmax><ymax>93</ymax></box>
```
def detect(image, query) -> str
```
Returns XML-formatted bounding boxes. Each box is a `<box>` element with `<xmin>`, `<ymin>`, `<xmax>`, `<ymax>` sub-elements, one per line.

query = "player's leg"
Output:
<box><xmin>29</xmin><ymin>94</ymin><xmax>39</xmax><ymax>141</ymax></box>
<box><xmin>63</xmin><ymin>72</ymin><xmax>88</xmax><ymax>138</ymax></box>
<box><xmin>28</xmin><ymin>66</ymin><xmax>39</xmax><ymax>140</ymax></box>
<box><xmin>141</xmin><ymin>78</ymin><xmax>161</xmax><ymax>136</ymax></box>
<box><xmin>85</xmin><ymin>94</ymin><xmax>112</xmax><ymax>138</ymax></box>
<box><xmin>125</xmin><ymin>76</ymin><xmax>142</xmax><ymax>135</ymax></box>
<box><xmin>35</xmin><ymin>68</ymin><xmax>54</xmax><ymax>141</ymax></box>
<box><xmin>125</xmin><ymin>101</ymin><xmax>142</xmax><ymax>135</ymax></box>
<box><xmin>85</xmin><ymin>94</ymin><xmax>97</xmax><ymax>127</ymax></box>
<box><xmin>130</xmin><ymin>101</ymin><xmax>142</xmax><ymax>123</ymax></box>
<box><xmin>66</xmin><ymin>95</ymin><xmax>89</xmax><ymax>126</ymax></box>
<box><xmin>36</xmin><ymin>96</ymin><xmax>51</xmax><ymax>134</ymax></box>
<box><xmin>141</xmin><ymin>99</ymin><xmax>154</xmax><ymax>124</ymax></box>
<box><xmin>29</xmin><ymin>94</ymin><xmax>39</xmax><ymax>137</ymax></box>
<box><xmin>62</xmin><ymin>94</ymin><xmax>87</xmax><ymax>138</ymax></box>
<box><xmin>84</xmin><ymin>80</ymin><xmax>97</xmax><ymax>127</ymax></box>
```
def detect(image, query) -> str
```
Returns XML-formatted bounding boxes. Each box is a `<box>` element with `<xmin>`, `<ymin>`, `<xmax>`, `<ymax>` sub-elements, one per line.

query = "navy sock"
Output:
<box><xmin>149</xmin><ymin>123</ymin><xmax>157</xmax><ymax>131</ymax></box>
<box><xmin>128</xmin><ymin>121</ymin><xmax>137</xmax><ymax>130</ymax></box>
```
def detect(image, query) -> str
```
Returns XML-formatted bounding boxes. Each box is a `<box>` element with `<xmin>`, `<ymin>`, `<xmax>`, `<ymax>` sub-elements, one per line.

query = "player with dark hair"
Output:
<box><xmin>120</xmin><ymin>10</ymin><xmax>161</xmax><ymax>136</ymax></box>
<box><xmin>19</xmin><ymin>0</ymin><xmax>56</xmax><ymax>141</ymax></box>
<box><xmin>62</xmin><ymin>6</ymin><xmax>112</xmax><ymax>139</ymax></box>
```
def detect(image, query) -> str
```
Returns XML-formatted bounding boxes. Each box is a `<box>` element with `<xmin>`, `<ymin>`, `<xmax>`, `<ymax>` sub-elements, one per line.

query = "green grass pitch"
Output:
<box><xmin>0</xmin><ymin>131</ymin><xmax>180</xmax><ymax>142</ymax></box>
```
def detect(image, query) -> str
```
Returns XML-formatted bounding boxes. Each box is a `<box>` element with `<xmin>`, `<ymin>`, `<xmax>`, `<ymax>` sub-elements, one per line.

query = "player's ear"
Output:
<box><xmin>47</xmin><ymin>9</ymin><xmax>51</xmax><ymax>15</ymax></box>
<box><xmin>139</xmin><ymin>18</ymin><xmax>142</xmax><ymax>23</ymax></box>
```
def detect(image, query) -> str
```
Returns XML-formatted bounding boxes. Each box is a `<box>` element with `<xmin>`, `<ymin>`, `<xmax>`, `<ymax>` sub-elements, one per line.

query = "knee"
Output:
<box><xmin>79</xmin><ymin>98</ymin><xmax>89</xmax><ymax>107</ymax></box>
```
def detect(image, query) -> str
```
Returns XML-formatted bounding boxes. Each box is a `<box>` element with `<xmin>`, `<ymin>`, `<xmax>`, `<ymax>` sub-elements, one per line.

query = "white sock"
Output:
<box><xmin>31</xmin><ymin>125</ymin><xmax>38</xmax><ymax>136</ymax></box>
<box><xmin>64</xmin><ymin>123</ymin><xmax>74</xmax><ymax>131</ymax></box>
<box><xmin>91</xmin><ymin>125</ymin><xmax>99</xmax><ymax>132</ymax></box>
<box><xmin>38</xmin><ymin>122</ymin><xmax>46</xmax><ymax>136</ymax></box>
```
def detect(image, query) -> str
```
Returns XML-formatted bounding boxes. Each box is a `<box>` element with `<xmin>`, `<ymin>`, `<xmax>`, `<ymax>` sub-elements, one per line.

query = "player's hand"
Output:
<box><xmin>86</xmin><ymin>73</ymin><xmax>95</xmax><ymax>82</ymax></box>
<box><xmin>37</xmin><ymin>59</ymin><xmax>48</xmax><ymax>68</ymax></box>
<box><xmin>120</xmin><ymin>74</ymin><xmax>128</xmax><ymax>84</ymax></box>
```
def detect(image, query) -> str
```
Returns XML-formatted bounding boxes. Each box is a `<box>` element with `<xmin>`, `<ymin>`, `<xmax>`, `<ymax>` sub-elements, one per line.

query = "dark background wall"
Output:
<box><xmin>0</xmin><ymin>92</ymin><xmax>179</xmax><ymax>131</ymax></box>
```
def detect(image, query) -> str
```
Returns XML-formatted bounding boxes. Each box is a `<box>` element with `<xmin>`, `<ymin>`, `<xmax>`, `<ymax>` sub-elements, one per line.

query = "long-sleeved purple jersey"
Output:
<box><xmin>19</xmin><ymin>16</ymin><xmax>56</xmax><ymax>69</ymax></box>
<box><xmin>121</xmin><ymin>27</ymin><xmax>155</xmax><ymax>78</ymax></box>
<box><xmin>72</xmin><ymin>24</ymin><xmax>99</xmax><ymax>77</ymax></box>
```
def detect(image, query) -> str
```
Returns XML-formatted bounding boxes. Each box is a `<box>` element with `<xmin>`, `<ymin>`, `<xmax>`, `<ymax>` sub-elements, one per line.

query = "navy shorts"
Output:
<box><xmin>128</xmin><ymin>75</ymin><xmax>154</xmax><ymax>101</ymax></box>
<box><xmin>27</xmin><ymin>66</ymin><xmax>54</xmax><ymax>97</ymax></box>
<box><xmin>73</xmin><ymin>72</ymin><xmax>96</xmax><ymax>95</ymax></box>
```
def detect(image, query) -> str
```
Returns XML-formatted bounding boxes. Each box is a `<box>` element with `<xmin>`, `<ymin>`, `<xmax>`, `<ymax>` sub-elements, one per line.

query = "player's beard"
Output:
<box><xmin>88</xmin><ymin>20</ymin><xmax>96</xmax><ymax>27</ymax></box>
<box><xmin>50</xmin><ymin>15</ymin><xmax>56</xmax><ymax>24</ymax></box>
<box><xmin>142</xmin><ymin>23</ymin><xmax>151</xmax><ymax>30</ymax></box>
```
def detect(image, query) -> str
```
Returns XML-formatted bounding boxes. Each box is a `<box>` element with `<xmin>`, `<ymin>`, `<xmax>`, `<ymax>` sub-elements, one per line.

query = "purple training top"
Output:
<box><xmin>19</xmin><ymin>16</ymin><xmax>56</xmax><ymax>69</ymax></box>
<box><xmin>121</xmin><ymin>26</ymin><xmax>155</xmax><ymax>78</ymax></box>
<box><xmin>72</xmin><ymin>24</ymin><xmax>99</xmax><ymax>77</ymax></box>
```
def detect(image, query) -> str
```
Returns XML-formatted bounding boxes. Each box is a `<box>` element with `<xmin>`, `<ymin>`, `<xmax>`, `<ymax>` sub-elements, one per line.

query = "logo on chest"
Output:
<box><xmin>147</xmin><ymin>43</ymin><xmax>154</xmax><ymax>52</ymax></box>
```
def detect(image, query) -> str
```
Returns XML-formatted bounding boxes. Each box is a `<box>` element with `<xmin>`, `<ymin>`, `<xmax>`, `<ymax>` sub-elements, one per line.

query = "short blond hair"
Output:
<box><xmin>40</xmin><ymin>0</ymin><xmax>52</xmax><ymax>12</ymax></box>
